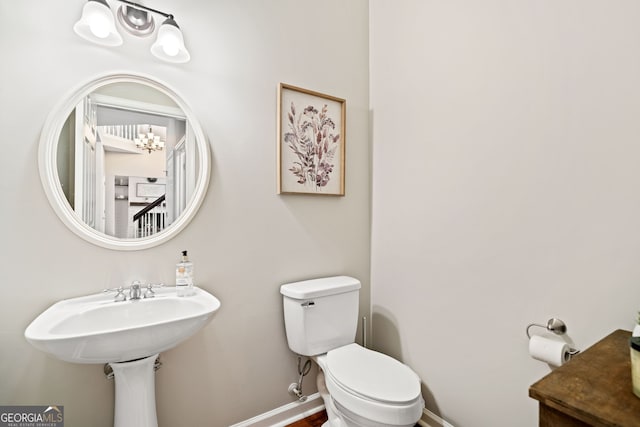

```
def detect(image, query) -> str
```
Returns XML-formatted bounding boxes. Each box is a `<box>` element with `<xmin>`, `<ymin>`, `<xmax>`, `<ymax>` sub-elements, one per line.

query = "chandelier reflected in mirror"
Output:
<box><xmin>135</xmin><ymin>126</ymin><xmax>164</xmax><ymax>153</ymax></box>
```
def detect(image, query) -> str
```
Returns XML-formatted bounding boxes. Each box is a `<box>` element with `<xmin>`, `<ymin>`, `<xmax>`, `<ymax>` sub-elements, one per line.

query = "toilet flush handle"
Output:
<box><xmin>301</xmin><ymin>301</ymin><xmax>315</xmax><ymax>307</ymax></box>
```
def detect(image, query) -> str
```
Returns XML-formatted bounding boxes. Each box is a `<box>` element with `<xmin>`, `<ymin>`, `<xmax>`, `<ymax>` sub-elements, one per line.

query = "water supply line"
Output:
<box><xmin>288</xmin><ymin>356</ymin><xmax>311</xmax><ymax>402</ymax></box>
<box><xmin>362</xmin><ymin>316</ymin><xmax>367</xmax><ymax>348</ymax></box>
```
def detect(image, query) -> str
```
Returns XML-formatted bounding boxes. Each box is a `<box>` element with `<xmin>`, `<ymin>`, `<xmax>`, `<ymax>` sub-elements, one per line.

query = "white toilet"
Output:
<box><xmin>281</xmin><ymin>276</ymin><xmax>424</xmax><ymax>427</ymax></box>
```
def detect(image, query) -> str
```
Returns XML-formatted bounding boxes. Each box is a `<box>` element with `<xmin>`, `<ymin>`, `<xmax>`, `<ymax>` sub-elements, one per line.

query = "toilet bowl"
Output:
<box><xmin>314</xmin><ymin>344</ymin><xmax>424</xmax><ymax>427</ymax></box>
<box><xmin>280</xmin><ymin>276</ymin><xmax>424</xmax><ymax>427</ymax></box>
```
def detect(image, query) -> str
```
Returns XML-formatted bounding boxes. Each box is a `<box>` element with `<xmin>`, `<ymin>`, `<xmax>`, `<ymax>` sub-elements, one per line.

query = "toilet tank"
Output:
<box><xmin>280</xmin><ymin>276</ymin><xmax>361</xmax><ymax>356</ymax></box>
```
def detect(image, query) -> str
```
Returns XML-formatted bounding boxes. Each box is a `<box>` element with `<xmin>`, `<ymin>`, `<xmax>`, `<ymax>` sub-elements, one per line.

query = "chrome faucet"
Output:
<box><xmin>104</xmin><ymin>281</ymin><xmax>163</xmax><ymax>302</ymax></box>
<box><xmin>129</xmin><ymin>281</ymin><xmax>143</xmax><ymax>300</ymax></box>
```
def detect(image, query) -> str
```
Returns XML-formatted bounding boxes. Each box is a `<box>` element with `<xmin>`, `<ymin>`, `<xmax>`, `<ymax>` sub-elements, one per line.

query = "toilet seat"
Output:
<box><xmin>315</xmin><ymin>344</ymin><xmax>424</xmax><ymax>426</ymax></box>
<box><xmin>327</xmin><ymin>343</ymin><xmax>421</xmax><ymax>403</ymax></box>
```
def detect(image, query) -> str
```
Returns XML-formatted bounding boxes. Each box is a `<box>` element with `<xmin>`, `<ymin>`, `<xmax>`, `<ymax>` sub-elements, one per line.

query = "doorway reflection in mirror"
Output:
<box><xmin>56</xmin><ymin>83</ymin><xmax>198</xmax><ymax>239</ymax></box>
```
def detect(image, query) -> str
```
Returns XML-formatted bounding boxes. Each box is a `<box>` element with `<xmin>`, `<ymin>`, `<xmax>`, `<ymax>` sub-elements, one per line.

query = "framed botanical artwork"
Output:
<box><xmin>277</xmin><ymin>83</ymin><xmax>346</xmax><ymax>196</ymax></box>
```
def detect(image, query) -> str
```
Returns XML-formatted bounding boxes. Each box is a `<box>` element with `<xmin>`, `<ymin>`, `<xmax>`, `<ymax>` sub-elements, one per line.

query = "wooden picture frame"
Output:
<box><xmin>277</xmin><ymin>83</ymin><xmax>345</xmax><ymax>196</ymax></box>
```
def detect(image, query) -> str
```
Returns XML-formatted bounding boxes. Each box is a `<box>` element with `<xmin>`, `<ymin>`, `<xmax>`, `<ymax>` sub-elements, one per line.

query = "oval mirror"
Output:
<box><xmin>39</xmin><ymin>73</ymin><xmax>210</xmax><ymax>250</ymax></box>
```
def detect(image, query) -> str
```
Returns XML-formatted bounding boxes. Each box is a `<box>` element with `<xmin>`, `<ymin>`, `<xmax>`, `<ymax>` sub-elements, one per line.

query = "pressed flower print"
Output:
<box><xmin>278</xmin><ymin>84</ymin><xmax>345</xmax><ymax>196</ymax></box>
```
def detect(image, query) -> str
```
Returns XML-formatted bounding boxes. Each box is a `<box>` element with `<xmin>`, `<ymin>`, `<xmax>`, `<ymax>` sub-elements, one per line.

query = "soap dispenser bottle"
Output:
<box><xmin>176</xmin><ymin>250</ymin><xmax>194</xmax><ymax>297</ymax></box>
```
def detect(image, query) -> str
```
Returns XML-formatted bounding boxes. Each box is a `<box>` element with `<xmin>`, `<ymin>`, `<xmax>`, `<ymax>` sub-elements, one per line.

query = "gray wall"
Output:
<box><xmin>370</xmin><ymin>1</ymin><xmax>640</xmax><ymax>426</ymax></box>
<box><xmin>0</xmin><ymin>1</ymin><xmax>370</xmax><ymax>426</ymax></box>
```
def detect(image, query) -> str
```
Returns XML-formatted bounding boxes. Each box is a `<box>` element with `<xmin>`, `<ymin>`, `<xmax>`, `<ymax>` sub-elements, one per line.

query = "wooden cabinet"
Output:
<box><xmin>529</xmin><ymin>329</ymin><xmax>640</xmax><ymax>426</ymax></box>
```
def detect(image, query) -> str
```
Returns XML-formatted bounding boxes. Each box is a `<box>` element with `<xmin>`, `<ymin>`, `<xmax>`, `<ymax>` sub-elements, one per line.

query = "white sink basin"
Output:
<box><xmin>25</xmin><ymin>287</ymin><xmax>220</xmax><ymax>364</ymax></box>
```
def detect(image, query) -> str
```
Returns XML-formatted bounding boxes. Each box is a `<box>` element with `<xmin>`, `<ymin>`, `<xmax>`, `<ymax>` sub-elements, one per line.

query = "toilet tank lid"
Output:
<box><xmin>280</xmin><ymin>276</ymin><xmax>361</xmax><ymax>299</ymax></box>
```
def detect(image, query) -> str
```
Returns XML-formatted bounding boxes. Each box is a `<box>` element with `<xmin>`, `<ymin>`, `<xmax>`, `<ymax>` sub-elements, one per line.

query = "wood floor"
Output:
<box><xmin>285</xmin><ymin>410</ymin><xmax>328</xmax><ymax>427</ymax></box>
<box><xmin>285</xmin><ymin>410</ymin><xmax>420</xmax><ymax>427</ymax></box>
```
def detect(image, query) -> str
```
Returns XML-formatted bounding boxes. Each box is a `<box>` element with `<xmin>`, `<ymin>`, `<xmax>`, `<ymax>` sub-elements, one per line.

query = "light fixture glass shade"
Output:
<box><xmin>150</xmin><ymin>18</ymin><xmax>190</xmax><ymax>63</ymax></box>
<box><xmin>73</xmin><ymin>0</ymin><xmax>123</xmax><ymax>47</ymax></box>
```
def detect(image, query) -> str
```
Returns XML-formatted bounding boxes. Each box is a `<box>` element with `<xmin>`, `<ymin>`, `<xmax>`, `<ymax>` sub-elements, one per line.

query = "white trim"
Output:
<box><xmin>227</xmin><ymin>396</ymin><xmax>453</xmax><ymax>427</ymax></box>
<box><xmin>229</xmin><ymin>393</ymin><xmax>324</xmax><ymax>427</ymax></box>
<box><xmin>419</xmin><ymin>408</ymin><xmax>455</xmax><ymax>427</ymax></box>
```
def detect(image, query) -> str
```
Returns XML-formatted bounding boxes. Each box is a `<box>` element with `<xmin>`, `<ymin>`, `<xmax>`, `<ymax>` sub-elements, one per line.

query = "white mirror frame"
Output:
<box><xmin>38</xmin><ymin>72</ymin><xmax>211</xmax><ymax>251</ymax></box>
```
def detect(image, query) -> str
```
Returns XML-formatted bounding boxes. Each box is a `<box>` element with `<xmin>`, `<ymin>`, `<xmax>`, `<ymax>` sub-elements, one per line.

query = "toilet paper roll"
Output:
<box><xmin>529</xmin><ymin>335</ymin><xmax>571</xmax><ymax>367</ymax></box>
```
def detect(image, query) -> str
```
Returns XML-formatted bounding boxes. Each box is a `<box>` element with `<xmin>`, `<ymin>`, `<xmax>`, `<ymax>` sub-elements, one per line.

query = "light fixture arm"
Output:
<box><xmin>117</xmin><ymin>0</ymin><xmax>173</xmax><ymax>20</ymax></box>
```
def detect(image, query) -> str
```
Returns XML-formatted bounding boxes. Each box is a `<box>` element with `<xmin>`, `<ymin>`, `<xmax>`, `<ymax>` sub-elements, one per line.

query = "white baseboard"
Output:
<box><xmin>229</xmin><ymin>393</ymin><xmax>324</xmax><ymax>427</ymax></box>
<box><xmin>419</xmin><ymin>408</ymin><xmax>454</xmax><ymax>427</ymax></box>
<box><xmin>229</xmin><ymin>395</ymin><xmax>452</xmax><ymax>427</ymax></box>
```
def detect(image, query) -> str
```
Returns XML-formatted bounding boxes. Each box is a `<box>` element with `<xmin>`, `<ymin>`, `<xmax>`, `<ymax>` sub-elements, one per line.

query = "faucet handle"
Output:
<box><xmin>103</xmin><ymin>286</ymin><xmax>127</xmax><ymax>302</ymax></box>
<box><xmin>144</xmin><ymin>283</ymin><xmax>164</xmax><ymax>299</ymax></box>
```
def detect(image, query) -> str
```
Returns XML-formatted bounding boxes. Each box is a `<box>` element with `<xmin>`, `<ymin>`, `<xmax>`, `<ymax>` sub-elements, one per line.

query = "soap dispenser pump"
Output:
<box><xmin>176</xmin><ymin>250</ymin><xmax>194</xmax><ymax>296</ymax></box>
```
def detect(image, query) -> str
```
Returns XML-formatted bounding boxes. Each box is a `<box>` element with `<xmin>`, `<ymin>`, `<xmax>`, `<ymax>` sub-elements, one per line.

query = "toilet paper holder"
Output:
<box><xmin>526</xmin><ymin>318</ymin><xmax>580</xmax><ymax>356</ymax></box>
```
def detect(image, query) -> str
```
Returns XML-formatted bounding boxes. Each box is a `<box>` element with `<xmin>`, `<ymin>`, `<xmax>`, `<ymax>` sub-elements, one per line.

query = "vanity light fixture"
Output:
<box><xmin>135</xmin><ymin>127</ymin><xmax>165</xmax><ymax>153</ymax></box>
<box><xmin>74</xmin><ymin>0</ymin><xmax>191</xmax><ymax>63</ymax></box>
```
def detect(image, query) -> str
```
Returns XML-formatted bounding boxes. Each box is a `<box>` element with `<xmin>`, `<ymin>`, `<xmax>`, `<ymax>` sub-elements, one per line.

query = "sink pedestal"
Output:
<box><xmin>109</xmin><ymin>354</ymin><xmax>159</xmax><ymax>427</ymax></box>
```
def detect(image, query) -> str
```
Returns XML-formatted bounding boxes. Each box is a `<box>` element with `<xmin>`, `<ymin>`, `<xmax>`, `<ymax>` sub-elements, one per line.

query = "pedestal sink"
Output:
<box><xmin>25</xmin><ymin>286</ymin><xmax>221</xmax><ymax>427</ymax></box>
